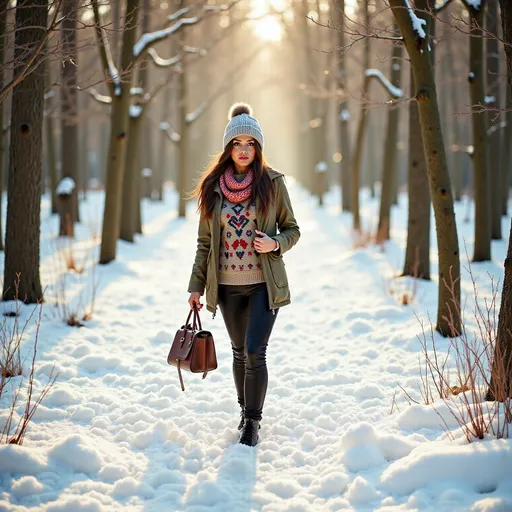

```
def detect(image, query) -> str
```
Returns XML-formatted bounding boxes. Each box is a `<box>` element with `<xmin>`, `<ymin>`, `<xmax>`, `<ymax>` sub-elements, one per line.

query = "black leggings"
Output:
<box><xmin>217</xmin><ymin>282</ymin><xmax>278</xmax><ymax>421</ymax></box>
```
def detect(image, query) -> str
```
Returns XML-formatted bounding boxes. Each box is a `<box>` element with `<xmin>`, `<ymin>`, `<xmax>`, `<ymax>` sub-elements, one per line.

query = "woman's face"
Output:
<box><xmin>231</xmin><ymin>135</ymin><xmax>256</xmax><ymax>171</ymax></box>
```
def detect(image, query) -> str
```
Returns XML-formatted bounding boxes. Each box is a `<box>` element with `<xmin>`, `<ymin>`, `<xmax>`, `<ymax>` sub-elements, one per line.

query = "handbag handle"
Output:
<box><xmin>192</xmin><ymin>304</ymin><xmax>203</xmax><ymax>331</ymax></box>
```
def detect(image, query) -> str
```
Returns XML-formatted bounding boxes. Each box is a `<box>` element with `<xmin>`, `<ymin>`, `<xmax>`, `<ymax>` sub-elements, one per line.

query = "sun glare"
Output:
<box><xmin>250</xmin><ymin>0</ymin><xmax>285</xmax><ymax>42</ymax></box>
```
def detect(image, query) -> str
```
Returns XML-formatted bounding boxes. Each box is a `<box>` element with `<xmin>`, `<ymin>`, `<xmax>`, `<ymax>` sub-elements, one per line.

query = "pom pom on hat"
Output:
<box><xmin>223</xmin><ymin>101</ymin><xmax>264</xmax><ymax>149</ymax></box>
<box><xmin>228</xmin><ymin>102</ymin><xmax>253</xmax><ymax>119</ymax></box>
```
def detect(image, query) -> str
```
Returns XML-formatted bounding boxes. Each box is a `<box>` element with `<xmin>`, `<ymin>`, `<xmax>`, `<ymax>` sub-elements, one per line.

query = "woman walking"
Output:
<box><xmin>187</xmin><ymin>103</ymin><xmax>300</xmax><ymax>447</ymax></box>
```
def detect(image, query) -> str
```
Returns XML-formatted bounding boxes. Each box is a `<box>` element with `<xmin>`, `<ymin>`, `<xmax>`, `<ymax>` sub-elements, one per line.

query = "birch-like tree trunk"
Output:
<box><xmin>99</xmin><ymin>0</ymin><xmax>140</xmax><ymax>264</ymax></box>
<box><xmin>0</xmin><ymin>0</ymin><xmax>7</xmax><ymax>250</ymax></box>
<box><xmin>489</xmin><ymin>0</ymin><xmax>512</xmax><ymax>399</ymax></box>
<box><xmin>487</xmin><ymin>0</ymin><xmax>501</xmax><ymax>240</ymax></box>
<box><xmin>60</xmin><ymin>0</ymin><xmax>79</xmax><ymax>235</ymax></box>
<box><xmin>502</xmin><ymin>84</ymin><xmax>512</xmax><ymax>216</ymax></box>
<box><xmin>337</xmin><ymin>0</ymin><xmax>351</xmax><ymax>212</ymax></box>
<box><xmin>44</xmin><ymin>71</ymin><xmax>59</xmax><ymax>215</ymax></box>
<box><xmin>464</xmin><ymin>0</ymin><xmax>491</xmax><ymax>261</ymax></box>
<box><xmin>177</xmin><ymin>67</ymin><xmax>188</xmax><ymax>218</ymax></box>
<box><xmin>3</xmin><ymin>0</ymin><xmax>47</xmax><ymax>302</ymax></box>
<box><xmin>403</xmin><ymin>70</ymin><xmax>431</xmax><ymax>280</ymax></box>
<box><xmin>350</xmin><ymin>1</ymin><xmax>370</xmax><ymax>231</ymax></box>
<box><xmin>377</xmin><ymin>39</ymin><xmax>402</xmax><ymax>240</ymax></box>
<box><xmin>120</xmin><ymin>110</ymin><xmax>140</xmax><ymax>241</ymax></box>
<box><xmin>445</xmin><ymin>32</ymin><xmax>463</xmax><ymax>202</ymax></box>
<box><xmin>390</xmin><ymin>0</ymin><xmax>460</xmax><ymax>336</ymax></box>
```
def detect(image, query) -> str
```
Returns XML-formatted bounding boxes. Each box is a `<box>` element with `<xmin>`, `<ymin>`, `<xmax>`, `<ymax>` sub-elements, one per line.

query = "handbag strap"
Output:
<box><xmin>202</xmin><ymin>334</ymin><xmax>208</xmax><ymax>380</ymax></box>
<box><xmin>192</xmin><ymin>304</ymin><xmax>203</xmax><ymax>331</ymax></box>
<box><xmin>177</xmin><ymin>360</ymin><xmax>185</xmax><ymax>391</ymax></box>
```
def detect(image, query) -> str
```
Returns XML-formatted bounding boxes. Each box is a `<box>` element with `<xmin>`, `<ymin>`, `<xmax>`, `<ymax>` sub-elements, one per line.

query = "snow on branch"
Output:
<box><xmin>183</xmin><ymin>45</ymin><xmax>207</xmax><ymax>56</ymax></box>
<box><xmin>129</xmin><ymin>104</ymin><xmax>143</xmax><ymax>119</ymax></box>
<box><xmin>89</xmin><ymin>88</ymin><xmax>113</xmax><ymax>105</ymax></box>
<box><xmin>461</xmin><ymin>0</ymin><xmax>482</xmax><ymax>9</ymax></box>
<box><xmin>147</xmin><ymin>48</ymin><xmax>182</xmax><ymax>68</ymax></box>
<box><xmin>160</xmin><ymin>121</ymin><xmax>181</xmax><ymax>142</ymax></box>
<box><xmin>364</xmin><ymin>69</ymin><xmax>404</xmax><ymax>99</ymax></box>
<box><xmin>168</xmin><ymin>5</ymin><xmax>195</xmax><ymax>21</ymax></box>
<box><xmin>404</xmin><ymin>0</ymin><xmax>427</xmax><ymax>39</ymax></box>
<box><xmin>185</xmin><ymin>101</ymin><xmax>207</xmax><ymax>123</ymax></box>
<box><xmin>134</xmin><ymin>1</ymin><xmax>239</xmax><ymax>59</ymax></box>
<box><xmin>133</xmin><ymin>16</ymin><xmax>201</xmax><ymax>58</ymax></box>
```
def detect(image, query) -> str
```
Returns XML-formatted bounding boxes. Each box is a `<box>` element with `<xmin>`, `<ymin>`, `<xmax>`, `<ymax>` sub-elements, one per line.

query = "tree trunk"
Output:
<box><xmin>99</xmin><ymin>0</ymin><xmax>140</xmax><ymax>264</ymax></box>
<box><xmin>337</xmin><ymin>0</ymin><xmax>351</xmax><ymax>212</ymax></box>
<box><xmin>177</xmin><ymin>68</ymin><xmax>188</xmax><ymax>218</ymax></box>
<box><xmin>3</xmin><ymin>0</ymin><xmax>47</xmax><ymax>302</ymax></box>
<box><xmin>390</xmin><ymin>0</ymin><xmax>460</xmax><ymax>336</ymax></box>
<box><xmin>120</xmin><ymin>112</ymin><xmax>140</xmax><ymax>242</ymax></box>
<box><xmin>446</xmin><ymin>39</ymin><xmax>463</xmax><ymax>202</ymax></box>
<box><xmin>0</xmin><ymin>0</ymin><xmax>7</xmax><ymax>251</ymax></box>
<box><xmin>466</xmin><ymin>3</ymin><xmax>491</xmax><ymax>261</ymax></box>
<box><xmin>44</xmin><ymin>70</ymin><xmax>59</xmax><ymax>215</ymax></box>
<box><xmin>156</xmin><ymin>85</ymin><xmax>171</xmax><ymax>202</ymax></box>
<box><xmin>502</xmin><ymin>85</ymin><xmax>512</xmax><ymax>216</ymax></box>
<box><xmin>60</xmin><ymin>0</ymin><xmax>79</xmax><ymax>236</ymax></box>
<box><xmin>487</xmin><ymin>0</ymin><xmax>501</xmax><ymax>239</ymax></box>
<box><xmin>377</xmin><ymin>39</ymin><xmax>403</xmax><ymax>240</ymax></box>
<box><xmin>403</xmin><ymin>70</ymin><xmax>431</xmax><ymax>280</ymax></box>
<box><xmin>489</xmin><ymin>0</ymin><xmax>512</xmax><ymax>399</ymax></box>
<box><xmin>351</xmin><ymin>1</ymin><xmax>370</xmax><ymax>230</ymax></box>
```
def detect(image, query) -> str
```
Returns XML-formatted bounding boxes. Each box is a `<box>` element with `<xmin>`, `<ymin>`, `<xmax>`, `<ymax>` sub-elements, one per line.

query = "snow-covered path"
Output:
<box><xmin>1</xmin><ymin>182</ymin><xmax>512</xmax><ymax>512</ymax></box>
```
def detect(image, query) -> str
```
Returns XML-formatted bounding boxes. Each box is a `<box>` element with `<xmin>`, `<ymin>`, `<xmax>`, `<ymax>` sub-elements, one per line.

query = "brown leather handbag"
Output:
<box><xmin>167</xmin><ymin>305</ymin><xmax>217</xmax><ymax>391</ymax></box>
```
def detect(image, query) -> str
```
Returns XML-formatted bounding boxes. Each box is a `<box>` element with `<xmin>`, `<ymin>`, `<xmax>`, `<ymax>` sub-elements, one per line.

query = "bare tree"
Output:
<box><xmin>486</xmin><ymin>0</ymin><xmax>501</xmax><ymax>240</ymax></box>
<box><xmin>461</xmin><ymin>0</ymin><xmax>491</xmax><ymax>261</ymax></box>
<box><xmin>488</xmin><ymin>0</ymin><xmax>512</xmax><ymax>400</ymax></box>
<box><xmin>3</xmin><ymin>0</ymin><xmax>49</xmax><ymax>302</ymax></box>
<box><xmin>59</xmin><ymin>0</ymin><xmax>79</xmax><ymax>236</ymax></box>
<box><xmin>377</xmin><ymin>35</ymin><xmax>403</xmax><ymax>240</ymax></box>
<box><xmin>389</xmin><ymin>0</ymin><xmax>460</xmax><ymax>336</ymax></box>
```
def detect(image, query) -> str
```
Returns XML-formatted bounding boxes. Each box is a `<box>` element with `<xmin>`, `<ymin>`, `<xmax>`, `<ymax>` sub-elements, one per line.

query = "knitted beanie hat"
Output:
<box><xmin>223</xmin><ymin>102</ymin><xmax>264</xmax><ymax>150</ymax></box>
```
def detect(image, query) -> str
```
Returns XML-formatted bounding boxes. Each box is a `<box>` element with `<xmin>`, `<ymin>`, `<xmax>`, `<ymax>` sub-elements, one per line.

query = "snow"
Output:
<box><xmin>129</xmin><ymin>104</ymin><xmax>143</xmax><ymax>118</ymax></box>
<box><xmin>365</xmin><ymin>68</ymin><xmax>404</xmax><ymax>99</ymax></box>
<box><xmin>133</xmin><ymin>16</ymin><xmax>200</xmax><ymax>58</ymax></box>
<box><xmin>147</xmin><ymin>48</ymin><xmax>181</xmax><ymax>68</ymax></box>
<box><xmin>465</xmin><ymin>0</ymin><xmax>482</xmax><ymax>9</ymax></box>
<box><xmin>339</xmin><ymin>108</ymin><xmax>350</xmax><ymax>121</ymax></box>
<box><xmin>315</xmin><ymin>161</ymin><xmax>328</xmax><ymax>173</ymax></box>
<box><xmin>56</xmin><ymin>177</ymin><xmax>75</xmax><ymax>196</ymax></box>
<box><xmin>404</xmin><ymin>0</ymin><xmax>427</xmax><ymax>39</ymax></box>
<box><xmin>0</xmin><ymin>182</ymin><xmax>511</xmax><ymax>510</ymax></box>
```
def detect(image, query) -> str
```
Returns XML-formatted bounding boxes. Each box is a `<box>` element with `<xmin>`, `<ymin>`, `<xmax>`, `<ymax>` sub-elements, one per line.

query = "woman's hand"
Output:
<box><xmin>254</xmin><ymin>230</ymin><xmax>278</xmax><ymax>253</ymax></box>
<box><xmin>188</xmin><ymin>292</ymin><xmax>203</xmax><ymax>311</ymax></box>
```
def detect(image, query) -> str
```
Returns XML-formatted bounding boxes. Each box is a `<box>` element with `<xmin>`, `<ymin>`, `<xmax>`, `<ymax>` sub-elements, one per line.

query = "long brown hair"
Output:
<box><xmin>191</xmin><ymin>140</ymin><xmax>274</xmax><ymax>219</ymax></box>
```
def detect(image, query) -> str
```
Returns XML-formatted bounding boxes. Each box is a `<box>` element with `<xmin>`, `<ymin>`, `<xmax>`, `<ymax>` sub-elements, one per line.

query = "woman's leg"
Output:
<box><xmin>244</xmin><ymin>283</ymin><xmax>279</xmax><ymax>421</ymax></box>
<box><xmin>217</xmin><ymin>285</ymin><xmax>249</xmax><ymax>410</ymax></box>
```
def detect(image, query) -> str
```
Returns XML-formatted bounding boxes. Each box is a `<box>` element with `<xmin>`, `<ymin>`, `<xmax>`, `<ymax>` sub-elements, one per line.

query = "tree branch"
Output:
<box><xmin>89</xmin><ymin>88</ymin><xmax>112</xmax><ymax>105</ymax></box>
<box><xmin>365</xmin><ymin>69</ymin><xmax>405</xmax><ymax>99</ymax></box>
<box><xmin>91</xmin><ymin>0</ymin><xmax>118</xmax><ymax>96</ymax></box>
<box><xmin>0</xmin><ymin>0</ymin><xmax>65</xmax><ymax>104</ymax></box>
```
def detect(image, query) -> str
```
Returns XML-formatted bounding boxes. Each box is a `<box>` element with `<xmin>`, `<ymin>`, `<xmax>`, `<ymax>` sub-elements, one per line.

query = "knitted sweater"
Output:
<box><xmin>218</xmin><ymin>196</ymin><xmax>265</xmax><ymax>286</ymax></box>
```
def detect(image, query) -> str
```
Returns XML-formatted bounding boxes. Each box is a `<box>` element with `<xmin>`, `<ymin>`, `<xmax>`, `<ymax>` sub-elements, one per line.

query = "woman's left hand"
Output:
<box><xmin>254</xmin><ymin>230</ymin><xmax>278</xmax><ymax>253</ymax></box>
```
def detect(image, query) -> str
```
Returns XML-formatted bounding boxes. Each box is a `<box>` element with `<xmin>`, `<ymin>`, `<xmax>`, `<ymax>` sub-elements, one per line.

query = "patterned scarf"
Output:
<box><xmin>219</xmin><ymin>166</ymin><xmax>254</xmax><ymax>203</ymax></box>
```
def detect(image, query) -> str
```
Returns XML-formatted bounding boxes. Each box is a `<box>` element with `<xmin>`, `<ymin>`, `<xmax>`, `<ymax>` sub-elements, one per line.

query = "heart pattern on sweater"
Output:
<box><xmin>228</xmin><ymin>215</ymin><xmax>249</xmax><ymax>237</ymax></box>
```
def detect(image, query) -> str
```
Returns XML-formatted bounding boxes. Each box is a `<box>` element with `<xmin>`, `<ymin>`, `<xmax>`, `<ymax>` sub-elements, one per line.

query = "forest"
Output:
<box><xmin>0</xmin><ymin>0</ymin><xmax>511</xmax><ymax>510</ymax></box>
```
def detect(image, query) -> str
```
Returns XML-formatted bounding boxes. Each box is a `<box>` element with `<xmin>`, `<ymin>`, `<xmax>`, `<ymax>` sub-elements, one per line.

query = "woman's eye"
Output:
<box><xmin>248</xmin><ymin>142</ymin><xmax>254</xmax><ymax>146</ymax></box>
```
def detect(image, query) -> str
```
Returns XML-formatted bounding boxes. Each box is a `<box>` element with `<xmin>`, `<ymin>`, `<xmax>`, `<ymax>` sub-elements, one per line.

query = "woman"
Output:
<box><xmin>187</xmin><ymin>102</ymin><xmax>300</xmax><ymax>447</ymax></box>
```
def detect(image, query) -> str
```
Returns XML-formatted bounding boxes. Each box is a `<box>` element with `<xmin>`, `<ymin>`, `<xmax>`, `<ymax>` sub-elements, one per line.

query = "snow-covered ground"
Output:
<box><xmin>0</xmin><ymin>179</ymin><xmax>511</xmax><ymax>512</ymax></box>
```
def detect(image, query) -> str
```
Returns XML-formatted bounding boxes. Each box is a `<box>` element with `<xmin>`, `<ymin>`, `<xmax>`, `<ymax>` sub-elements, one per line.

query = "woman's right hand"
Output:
<box><xmin>188</xmin><ymin>292</ymin><xmax>203</xmax><ymax>311</ymax></box>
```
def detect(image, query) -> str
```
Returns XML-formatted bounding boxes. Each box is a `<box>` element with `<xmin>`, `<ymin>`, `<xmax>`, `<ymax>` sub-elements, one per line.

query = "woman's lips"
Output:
<box><xmin>239</xmin><ymin>157</ymin><xmax>248</xmax><ymax>160</ymax></box>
